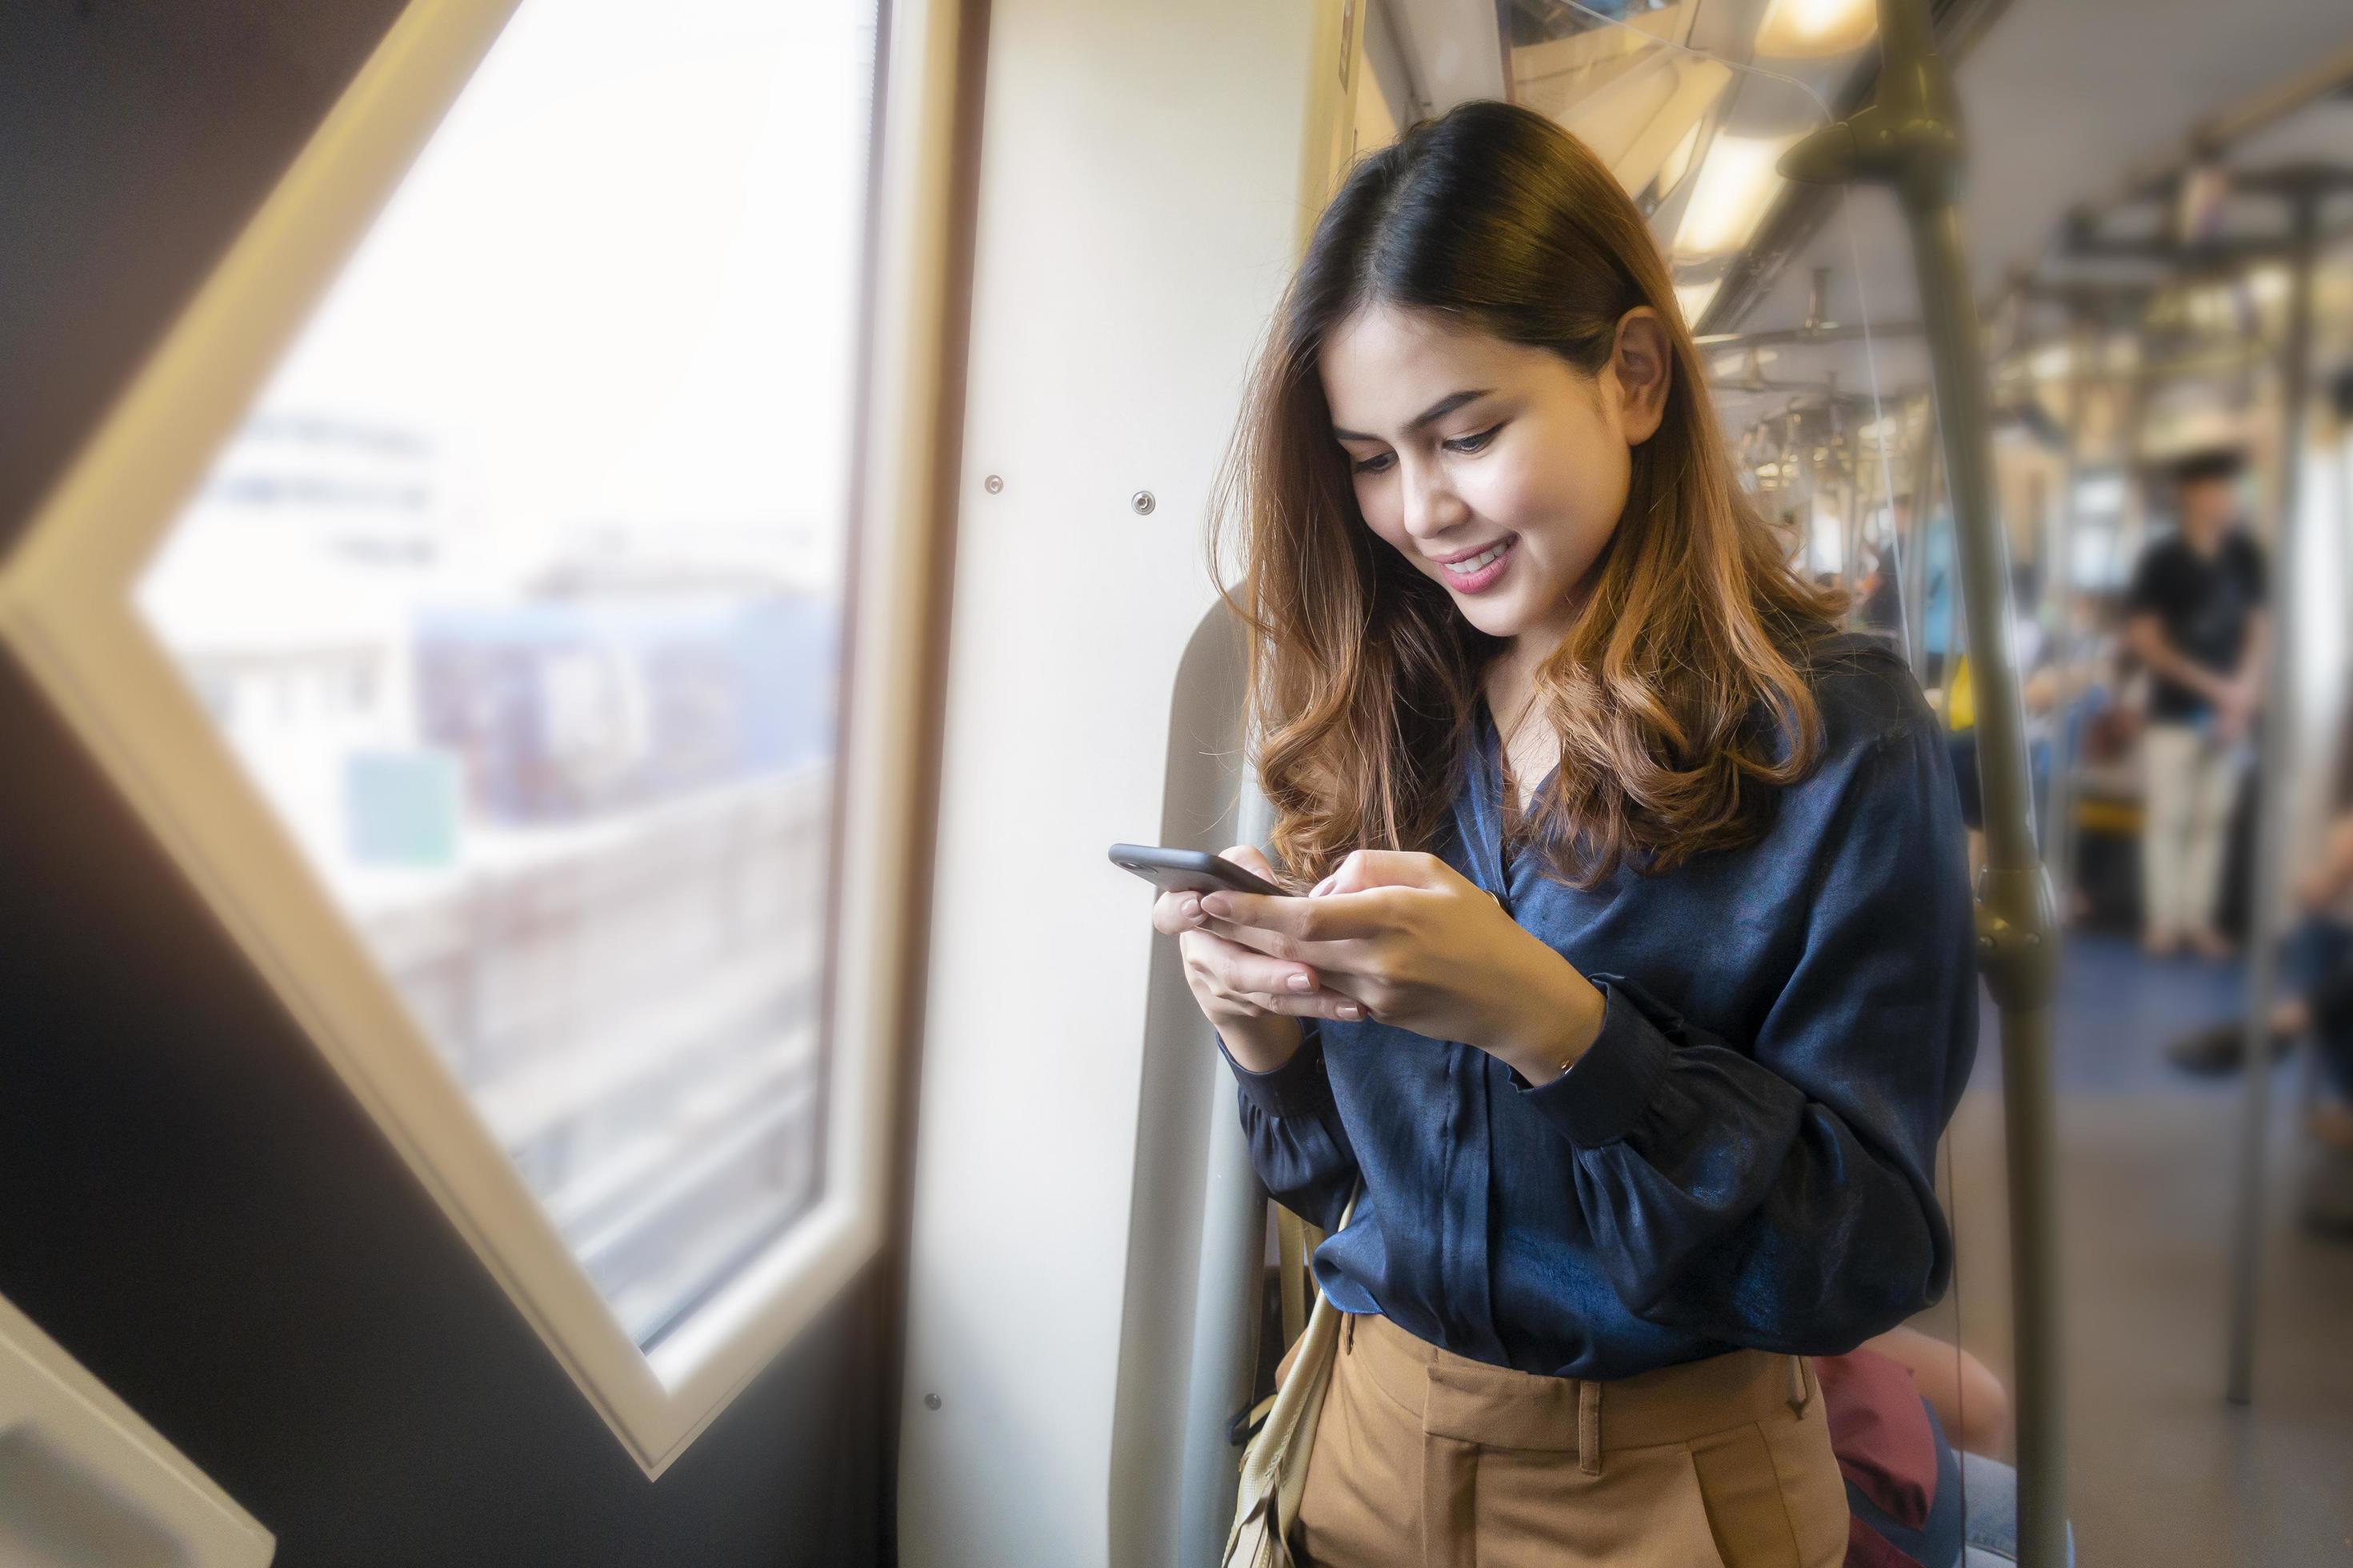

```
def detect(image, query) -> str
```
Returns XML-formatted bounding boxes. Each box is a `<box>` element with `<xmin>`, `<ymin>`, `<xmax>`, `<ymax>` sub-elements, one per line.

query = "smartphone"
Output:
<box><xmin>1108</xmin><ymin>843</ymin><xmax>1287</xmax><ymax>898</ymax></box>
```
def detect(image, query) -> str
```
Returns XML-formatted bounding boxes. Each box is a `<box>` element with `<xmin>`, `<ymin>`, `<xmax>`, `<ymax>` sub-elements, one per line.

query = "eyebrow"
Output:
<box><xmin>1331</xmin><ymin>388</ymin><xmax>1494</xmax><ymax>444</ymax></box>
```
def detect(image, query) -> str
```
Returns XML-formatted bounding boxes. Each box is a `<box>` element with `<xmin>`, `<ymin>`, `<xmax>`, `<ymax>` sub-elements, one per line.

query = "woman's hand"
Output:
<box><xmin>1196</xmin><ymin>850</ymin><xmax>1607</xmax><ymax>1084</ymax></box>
<box><xmin>1152</xmin><ymin>844</ymin><xmax>1363</xmax><ymax>1074</ymax></box>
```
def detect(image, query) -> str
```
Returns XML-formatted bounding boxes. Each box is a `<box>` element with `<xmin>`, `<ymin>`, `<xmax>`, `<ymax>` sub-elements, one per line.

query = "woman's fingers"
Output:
<box><xmin>1187</xmin><ymin>931</ymin><xmax>1322</xmax><ymax>999</ymax></box>
<box><xmin>1320</xmin><ymin>850</ymin><xmax>1446</xmax><ymax>896</ymax></box>
<box><xmin>1160</xmin><ymin>888</ymin><xmax>1349</xmax><ymax>981</ymax></box>
<box><xmin>1197</xmin><ymin>890</ymin><xmax>1395</xmax><ymax>945</ymax></box>
<box><xmin>1179</xmin><ymin>931</ymin><xmax>1363</xmax><ymax>1018</ymax></box>
<box><xmin>1237</xmin><ymin>990</ymin><xmax>1366</xmax><ymax>1020</ymax></box>
<box><xmin>1150</xmin><ymin>843</ymin><xmax>1275</xmax><ymax>935</ymax></box>
<box><xmin>1197</xmin><ymin>914</ymin><xmax>1328</xmax><ymax>965</ymax></box>
<box><xmin>1220</xmin><ymin>842</ymin><xmax>1279</xmax><ymax>880</ymax></box>
<box><xmin>1149</xmin><ymin>846</ymin><xmax>1375</xmax><ymax>1023</ymax></box>
<box><xmin>1150</xmin><ymin>888</ymin><xmax>1207</xmax><ymax>936</ymax></box>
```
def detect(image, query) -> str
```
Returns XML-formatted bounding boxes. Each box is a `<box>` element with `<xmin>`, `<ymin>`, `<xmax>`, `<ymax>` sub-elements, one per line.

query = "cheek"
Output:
<box><xmin>1465</xmin><ymin>440</ymin><xmax>1625</xmax><ymax>546</ymax></box>
<box><xmin>1354</xmin><ymin>477</ymin><xmax>1410</xmax><ymax>555</ymax></box>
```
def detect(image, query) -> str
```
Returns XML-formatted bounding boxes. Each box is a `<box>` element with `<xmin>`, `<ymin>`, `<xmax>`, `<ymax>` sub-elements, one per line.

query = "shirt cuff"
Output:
<box><xmin>1217</xmin><ymin>1026</ymin><xmax>1339</xmax><ymax>1121</ymax></box>
<box><xmin>1518</xmin><ymin>977</ymin><xmax>1670</xmax><ymax>1146</ymax></box>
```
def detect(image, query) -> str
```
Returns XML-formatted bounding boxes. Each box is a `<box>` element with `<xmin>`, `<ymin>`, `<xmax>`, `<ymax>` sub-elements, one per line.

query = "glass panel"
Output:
<box><xmin>137</xmin><ymin>0</ymin><xmax>880</xmax><ymax>1349</ymax></box>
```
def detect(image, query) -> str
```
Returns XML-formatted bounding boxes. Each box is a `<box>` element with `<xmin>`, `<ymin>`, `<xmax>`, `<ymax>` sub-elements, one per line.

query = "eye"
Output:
<box><xmin>1350</xmin><ymin>450</ymin><xmax>1395</xmax><ymax>476</ymax></box>
<box><xmin>1444</xmin><ymin>424</ymin><xmax>1502</xmax><ymax>455</ymax></box>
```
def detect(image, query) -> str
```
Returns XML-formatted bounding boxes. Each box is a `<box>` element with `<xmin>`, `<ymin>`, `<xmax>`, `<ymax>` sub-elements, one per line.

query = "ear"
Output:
<box><xmin>1607</xmin><ymin>307</ymin><xmax>1672</xmax><ymax>446</ymax></box>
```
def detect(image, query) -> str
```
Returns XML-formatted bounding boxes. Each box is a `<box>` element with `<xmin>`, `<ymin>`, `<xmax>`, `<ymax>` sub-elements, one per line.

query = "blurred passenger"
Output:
<box><xmin>1858</xmin><ymin>1326</ymin><xmax>2011</xmax><ymax>1462</ymax></box>
<box><xmin>2123</xmin><ymin>448</ymin><xmax>2267</xmax><ymax>959</ymax></box>
<box><xmin>1817</xmin><ymin>1328</ymin><xmax>2052</xmax><ymax>1568</ymax></box>
<box><xmin>1856</xmin><ymin>532</ymin><xmax>1906</xmax><ymax>649</ymax></box>
<box><xmin>2168</xmin><ymin>686</ymin><xmax>2353</xmax><ymax>1237</ymax></box>
<box><xmin>1915</xmin><ymin>498</ymin><xmax>1961</xmax><ymax>690</ymax></box>
<box><xmin>2040</xmin><ymin>589</ymin><xmax>2147</xmax><ymax>923</ymax></box>
<box><xmin>1158</xmin><ymin>101</ymin><xmax>1975</xmax><ymax>1567</ymax></box>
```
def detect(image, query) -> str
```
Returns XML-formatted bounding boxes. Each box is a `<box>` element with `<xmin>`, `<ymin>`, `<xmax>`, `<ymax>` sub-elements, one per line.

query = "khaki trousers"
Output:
<box><xmin>2141</xmin><ymin>721</ymin><xmax>2242</xmax><ymax>940</ymax></box>
<box><xmin>1291</xmin><ymin>1312</ymin><xmax>1847</xmax><ymax>1568</ymax></box>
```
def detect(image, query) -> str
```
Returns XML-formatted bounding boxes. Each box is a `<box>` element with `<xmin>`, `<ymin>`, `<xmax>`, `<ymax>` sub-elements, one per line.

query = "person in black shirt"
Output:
<box><xmin>2123</xmin><ymin>447</ymin><xmax>2268</xmax><ymax>958</ymax></box>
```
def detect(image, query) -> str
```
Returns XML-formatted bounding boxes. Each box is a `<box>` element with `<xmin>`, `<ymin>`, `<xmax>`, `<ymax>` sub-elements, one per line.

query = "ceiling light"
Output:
<box><xmin>1673</xmin><ymin>136</ymin><xmax>1792</xmax><ymax>258</ymax></box>
<box><xmin>1755</xmin><ymin>0</ymin><xmax>1877</xmax><ymax>59</ymax></box>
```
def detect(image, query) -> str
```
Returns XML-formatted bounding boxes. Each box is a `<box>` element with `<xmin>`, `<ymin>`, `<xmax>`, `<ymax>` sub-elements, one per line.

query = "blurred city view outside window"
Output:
<box><xmin>135</xmin><ymin>0</ymin><xmax>878</xmax><ymax>1348</ymax></box>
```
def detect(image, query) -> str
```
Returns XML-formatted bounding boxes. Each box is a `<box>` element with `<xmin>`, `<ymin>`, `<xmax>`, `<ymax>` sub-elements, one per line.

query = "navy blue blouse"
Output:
<box><xmin>1224</xmin><ymin>635</ymin><xmax>1976</xmax><ymax>1380</ymax></box>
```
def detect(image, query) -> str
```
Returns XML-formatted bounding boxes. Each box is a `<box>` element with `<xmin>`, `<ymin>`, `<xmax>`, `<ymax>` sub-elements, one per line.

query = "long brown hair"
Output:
<box><xmin>1212</xmin><ymin>100</ymin><xmax>1843</xmax><ymax>890</ymax></box>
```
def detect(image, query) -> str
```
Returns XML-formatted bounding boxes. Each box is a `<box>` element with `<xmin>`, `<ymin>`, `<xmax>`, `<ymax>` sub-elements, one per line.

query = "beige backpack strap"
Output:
<box><xmin>1274</xmin><ymin>1202</ymin><xmax>1335</xmax><ymax>1347</ymax></box>
<box><xmin>1275</xmin><ymin>1208</ymin><xmax>1308</xmax><ymax>1346</ymax></box>
<box><xmin>1225</xmin><ymin>1187</ymin><xmax>1360</xmax><ymax>1568</ymax></box>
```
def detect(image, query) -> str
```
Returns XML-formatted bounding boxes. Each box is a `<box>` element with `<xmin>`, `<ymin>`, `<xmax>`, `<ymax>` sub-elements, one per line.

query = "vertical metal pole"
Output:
<box><xmin>1845</xmin><ymin>460</ymin><xmax>1865</xmax><ymax>608</ymax></box>
<box><xmin>2225</xmin><ymin>189</ymin><xmax>2318</xmax><ymax>1405</ymax></box>
<box><xmin>1916</xmin><ymin>195</ymin><xmax>2068</xmax><ymax>1568</ymax></box>
<box><xmin>1796</xmin><ymin>414</ymin><xmax>1819</xmax><ymax>577</ymax></box>
<box><xmin>2044</xmin><ymin>318</ymin><xmax>2095</xmax><ymax>910</ymax></box>
<box><xmin>1782</xmin><ymin>3</ymin><xmax>2065</xmax><ymax>1561</ymax></box>
<box><xmin>1903</xmin><ymin>403</ymin><xmax>1941</xmax><ymax>679</ymax></box>
<box><xmin>2341</xmin><ymin>371</ymin><xmax>2353</xmax><ymax>620</ymax></box>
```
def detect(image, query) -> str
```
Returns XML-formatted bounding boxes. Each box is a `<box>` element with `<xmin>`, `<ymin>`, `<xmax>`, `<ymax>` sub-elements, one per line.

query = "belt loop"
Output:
<box><xmin>1787</xmin><ymin>1355</ymin><xmax>1809</xmax><ymax>1414</ymax></box>
<box><xmin>1576</xmin><ymin>1378</ymin><xmax>1603</xmax><ymax>1476</ymax></box>
<box><xmin>1420</xmin><ymin>1434</ymin><xmax>1479</xmax><ymax>1568</ymax></box>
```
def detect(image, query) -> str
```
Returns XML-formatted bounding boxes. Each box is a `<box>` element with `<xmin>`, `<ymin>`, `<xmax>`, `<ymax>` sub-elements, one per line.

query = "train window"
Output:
<box><xmin>141</xmin><ymin>0</ymin><xmax>871</xmax><ymax>1340</ymax></box>
<box><xmin>0</xmin><ymin>0</ymin><xmax>950</xmax><ymax>1476</ymax></box>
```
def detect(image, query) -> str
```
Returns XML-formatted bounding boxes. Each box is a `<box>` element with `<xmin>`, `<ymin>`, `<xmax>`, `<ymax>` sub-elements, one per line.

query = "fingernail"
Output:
<box><xmin>1201</xmin><ymin>894</ymin><xmax>1231</xmax><ymax>917</ymax></box>
<box><xmin>1180</xmin><ymin>896</ymin><xmax>1202</xmax><ymax>922</ymax></box>
<box><xmin>1287</xmin><ymin>973</ymin><xmax>1313</xmax><ymax>992</ymax></box>
<box><xmin>1338</xmin><ymin>1003</ymin><xmax>1364</xmax><ymax>1020</ymax></box>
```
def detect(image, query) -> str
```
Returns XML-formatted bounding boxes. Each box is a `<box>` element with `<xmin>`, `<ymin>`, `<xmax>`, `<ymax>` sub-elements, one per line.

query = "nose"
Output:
<box><xmin>1399</xmin><ymin>455</ymin><xmax>1470</xmax><ymax>544</ymax></box>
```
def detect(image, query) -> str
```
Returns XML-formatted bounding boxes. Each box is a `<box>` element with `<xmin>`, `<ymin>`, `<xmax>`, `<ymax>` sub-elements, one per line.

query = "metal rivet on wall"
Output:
<box><xmin>923</xmin><ymin>1392</ymin><xmax>943</xmax><ymax>1411</ymax></box>
<box><xmin>1130</xmin><ymin>490</ymin><xmax>1156</xmax><ymax>515</ymax></box>
<box><xmin>984</xmin><ymin>474</ymin><xmax>1004</xmax><ymax>494</ymax></box>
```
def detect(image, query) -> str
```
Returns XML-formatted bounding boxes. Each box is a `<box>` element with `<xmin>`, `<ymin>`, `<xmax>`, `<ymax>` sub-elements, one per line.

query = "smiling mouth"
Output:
<box><xmin>1439</xmin><ymin>542</ymin><xmax>1511</xmax><ymax>577</ymax></box>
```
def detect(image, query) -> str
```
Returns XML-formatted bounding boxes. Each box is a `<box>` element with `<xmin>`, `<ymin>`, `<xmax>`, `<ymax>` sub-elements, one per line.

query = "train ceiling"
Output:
<box><xmin>1380</xmin><ymin>0</ymin><xmax>2353</xmax><ymax>435</ymax></box>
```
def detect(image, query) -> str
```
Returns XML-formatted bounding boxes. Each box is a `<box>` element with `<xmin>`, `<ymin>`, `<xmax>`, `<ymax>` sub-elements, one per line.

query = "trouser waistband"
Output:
<box><xmin>1342</xmin><ymin>1310</ymin><xmax>1813</xmax><ymax>1476</ymax></box>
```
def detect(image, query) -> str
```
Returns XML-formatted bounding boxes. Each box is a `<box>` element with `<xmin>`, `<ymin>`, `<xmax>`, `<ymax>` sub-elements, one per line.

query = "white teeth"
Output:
<box><xmin>1443</xmin><ymin>542</ymin><xmax>1508</xmax><ymax>576</ymax></box>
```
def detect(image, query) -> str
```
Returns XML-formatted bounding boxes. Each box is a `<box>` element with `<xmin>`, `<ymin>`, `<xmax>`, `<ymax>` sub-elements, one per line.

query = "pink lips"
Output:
<box><xmin>1436</xmin><ymin>536</ymin><xmax>1515</xmax><ymax>594</ymax></box>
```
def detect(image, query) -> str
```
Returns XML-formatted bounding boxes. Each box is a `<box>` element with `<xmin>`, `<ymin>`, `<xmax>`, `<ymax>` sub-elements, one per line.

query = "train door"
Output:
<box><xmin>0</xmin><ymin>0</ymin><xmax>967</xmax><ymax>1560</ymax></box>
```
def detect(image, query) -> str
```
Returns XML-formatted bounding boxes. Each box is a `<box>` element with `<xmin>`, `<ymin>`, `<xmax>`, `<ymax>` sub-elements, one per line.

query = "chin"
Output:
<box><xmin>1451</xmin><ymin>593</ymin><xmax>1535</xmax><ymax>641</ymax></box>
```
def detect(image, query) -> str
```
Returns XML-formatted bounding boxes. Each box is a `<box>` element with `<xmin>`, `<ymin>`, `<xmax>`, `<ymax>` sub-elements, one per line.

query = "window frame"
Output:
<box><xmin>0</xmin><ymin>0</ymin><xmax>962</xmax><ymax>1477</ymax></box>
<box><xmin>0</xmin><ymin>1290</ymin><xmax>278</xmax><ymax>1564</ymax></box>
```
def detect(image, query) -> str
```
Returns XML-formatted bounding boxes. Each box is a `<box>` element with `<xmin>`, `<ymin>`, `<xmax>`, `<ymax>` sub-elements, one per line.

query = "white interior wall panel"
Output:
<box><xmin>894</xmin><ymin>2</ymin><xmax>1333</xmax><ymax>1562</ymax></box>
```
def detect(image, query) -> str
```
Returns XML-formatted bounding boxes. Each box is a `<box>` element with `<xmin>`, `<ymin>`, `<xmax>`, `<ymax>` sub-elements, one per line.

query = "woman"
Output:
<box><xmin>1150</xmin><ymin>102</ymin><xmax>1975</xmax><ymax>1565</ymax></box>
